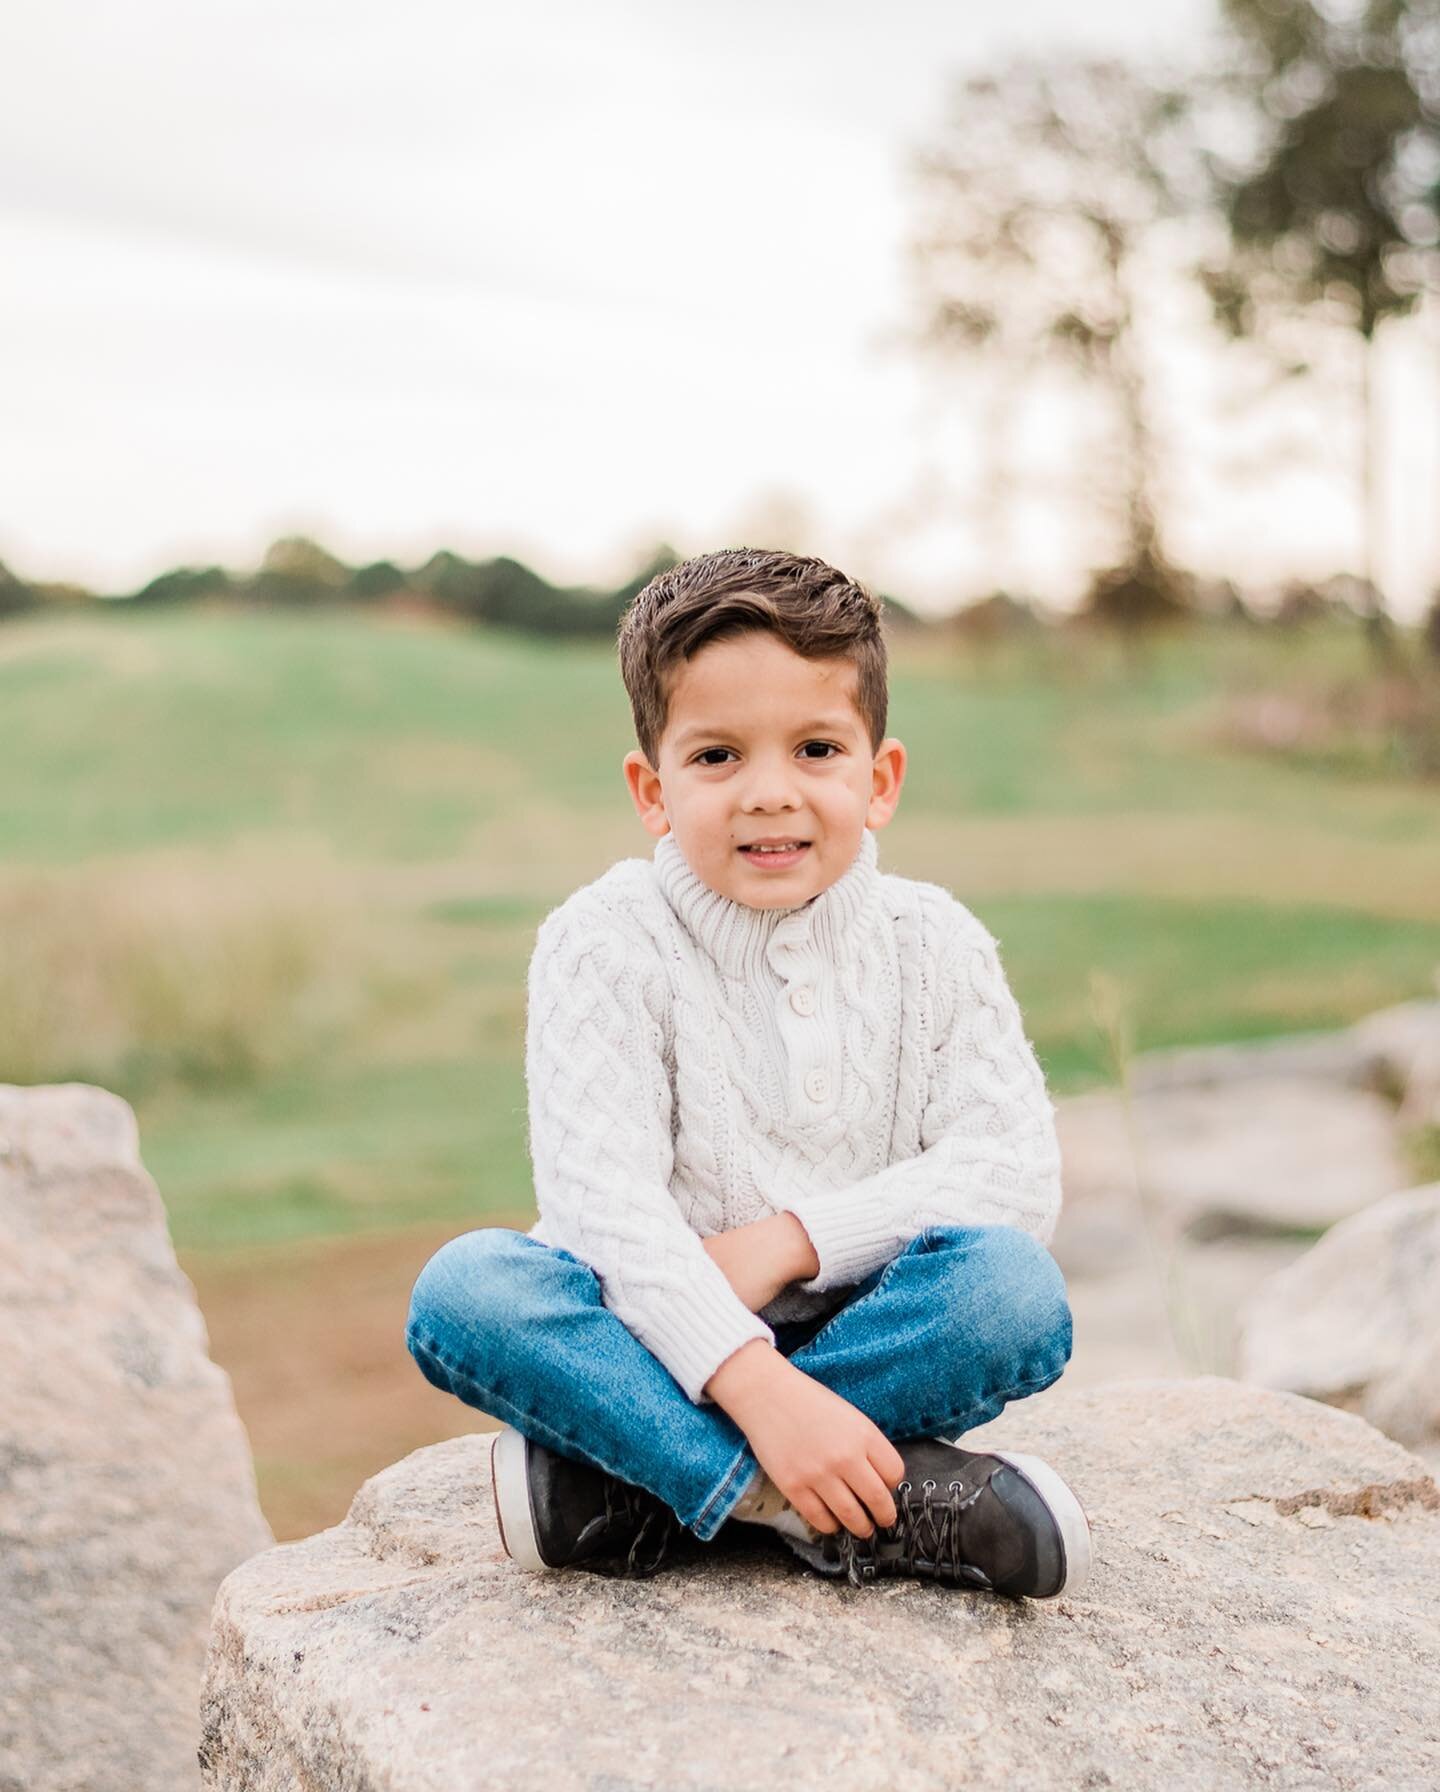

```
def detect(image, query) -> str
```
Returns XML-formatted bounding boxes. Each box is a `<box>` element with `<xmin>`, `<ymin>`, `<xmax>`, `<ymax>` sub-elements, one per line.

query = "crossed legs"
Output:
<box><xmin>405</xmin><ymin>1221</ymin><xmax>1073</xmax><ymax>1542</ymax></box>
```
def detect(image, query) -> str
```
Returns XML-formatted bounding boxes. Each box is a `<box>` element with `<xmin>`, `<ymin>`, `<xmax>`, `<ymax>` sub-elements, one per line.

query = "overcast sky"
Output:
<box><xmin>3</xmin><ymin>0</ymin><xmax>1436</xmax><ymax>617</ymax></box>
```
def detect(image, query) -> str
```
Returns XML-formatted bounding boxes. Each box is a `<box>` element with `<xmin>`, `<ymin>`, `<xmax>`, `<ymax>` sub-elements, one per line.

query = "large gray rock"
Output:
<box><xmin>1238</xmin><ymin>1182</ymin><xmax>1440</xmax><ymax>1447</ymax></box>
<box><xmin>1126</xmin><ymin>1026</ymin><xmax>1391</xmax><ymax>1093</ymax></box>
<box><xmin>0</xmin><ymin>1084</ymin><xmax>273</xmax><ymax>1792</ymax></box>
<box><xmin>1350</xmin><ymin>998</ymin><xmax>1440</xmax><ymax>1127</ymax></box>
<box><xmin>1056</xmin><ymin>1078</ymin><xmax>1409</xmax><ymax>1235</ymax></box>
<box><xmin>1112</xmin><ymin>1001</ymin><xmax>1440</xmax><ymax>1104</ymax></box>
<box><xmin>200</xmin><ymin>1379</ymin><xmax>1440</xmax><ymax>1791</ymax></box>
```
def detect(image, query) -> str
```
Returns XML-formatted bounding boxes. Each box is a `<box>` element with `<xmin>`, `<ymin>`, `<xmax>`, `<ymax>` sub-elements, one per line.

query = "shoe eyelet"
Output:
<box><xmin>922</xmin><ymin>1478</ymin><xmax>936</xmax><ymax>1492</ymax></box>
<box><xmin>947</xmin><ymin>1480</ymin><xmax>962</xmax><ymax>1493</ymax></box>
<box><xmin>897</xmin><ymin>1479</ymin><xmax>912</xmax><ymax>1496</ymax></box>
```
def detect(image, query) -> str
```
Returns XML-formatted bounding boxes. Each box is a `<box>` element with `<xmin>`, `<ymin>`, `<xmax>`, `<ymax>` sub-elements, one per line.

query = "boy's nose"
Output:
<box><xmin>738</xmin><ymin>768</ymin><xmax>807</xmax><ymax>810</ymax></box>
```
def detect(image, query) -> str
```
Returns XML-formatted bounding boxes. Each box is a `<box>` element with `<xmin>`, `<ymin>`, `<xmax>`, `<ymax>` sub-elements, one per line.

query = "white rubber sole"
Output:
<box><xmin>490</xmin><ymin>1425</ymin><xmax>552</xmax><ymax>1572</ymax></box>
<box><xmin>988</xmin><ymin>1449</ymin><xmax>1093</xmax><ymax>1597</ymax></box>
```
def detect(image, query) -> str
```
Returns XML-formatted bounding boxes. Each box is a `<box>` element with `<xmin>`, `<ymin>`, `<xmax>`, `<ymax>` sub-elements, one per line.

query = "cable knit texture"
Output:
<box><xmin>524</xmin><ymin>827</ymin><xmax>1063</xmax><ymax>1405</ymax></box>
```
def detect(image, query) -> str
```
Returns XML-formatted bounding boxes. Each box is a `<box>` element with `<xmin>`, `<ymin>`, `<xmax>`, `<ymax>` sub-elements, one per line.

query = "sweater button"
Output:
<box><xmin>804</xmin><ymin>1069</ymin><xmax>829</xmax><ymax>1102</ymax></box>
<box><xmin>789</xmin><ymin>986</ymin><xmax>815</xmax><ymax>1016</ymax></box>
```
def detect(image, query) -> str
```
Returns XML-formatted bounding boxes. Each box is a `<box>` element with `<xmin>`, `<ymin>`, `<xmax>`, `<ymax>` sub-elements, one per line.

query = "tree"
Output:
<box><xmin>0</xmin><ymin>561</ymin><xmax>37</xmax><ymax>620</ymax></box>
<box><xmin>127</xmin><ymin>566</ymin><xmax>234</xmax><ymax>607</ymax></box>
<box><xmin>903</xmin><ymin>55</ymin><xmax>1209</xmax><ymax>627</ymax></box>
<box><xmin>250</xmin><ymin>537</ymin><xmax>351</xmax><ymax>605</ymax></box>
<box><xmin>1202</xmin><ymin>0</ymin><xmax>1440</xmax><ymax>660</ymax></box>
<box><xmin>349</xmin><ymin>559</ymin><xmax>409</xmax><ymax>602</ymax></box>
<box><xmin>1425</xmin><ymin>585</ymin><xmax>1440</xmax><ymax>657</ymax></box>
<box><xmin>413</xmin><ymin>551</ymin><xmax>555</xmax><ymax>624</ymax></box>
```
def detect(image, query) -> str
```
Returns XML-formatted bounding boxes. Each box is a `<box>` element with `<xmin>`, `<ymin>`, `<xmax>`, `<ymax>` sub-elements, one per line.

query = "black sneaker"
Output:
<box><xmin>779</xmin><ymin>1438</ymin><xmax>1092</xmax><ymax>1599</ymax></box>
<box><xmin>489</xmin><ymin>1424</ymin><xmax>683</xmax><ymax>1578</ymax></box>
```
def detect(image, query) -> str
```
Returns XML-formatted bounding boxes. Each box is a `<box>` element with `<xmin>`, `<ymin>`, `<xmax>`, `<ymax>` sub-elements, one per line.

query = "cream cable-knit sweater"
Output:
<box><xmin>523</xmin><ymin>827</ymin><xmax>1063</xmax><ymax>1405</ymax></box>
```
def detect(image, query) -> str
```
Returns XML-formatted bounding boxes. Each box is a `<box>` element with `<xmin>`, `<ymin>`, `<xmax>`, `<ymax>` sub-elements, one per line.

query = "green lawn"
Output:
<box><xmin>4</xmin><ymin>602</ymin><xmax>1438</xmax><ymax>1252</ymax></box>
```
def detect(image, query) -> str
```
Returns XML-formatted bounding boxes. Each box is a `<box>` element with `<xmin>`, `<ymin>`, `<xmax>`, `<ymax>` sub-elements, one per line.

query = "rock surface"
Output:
<box><xmin>1117</xmin><ymin>1001</ymin><xmax>1440</xmax><ymax>1105</ymax></box>
<box><xmin>1124</xmin><ymin>1025</ymin><xmax>1390</xmax><ymax>1093</ymax></box>
<box><xmin>1047</xmin><ymin>1010</ymin><xmax>1435</xmax><ymax>1412</ymax></box>
<box><xmin>0</xmin><ymin>1083</ymin><xmax>274</xmax><ymax>1792</ymax></box>
<box><xmin>1056</xmin><ymin>1078</ymin><xmax>1409</xmax><ymax>1234</ymax></box>
<box><xmin>1350</xmin><ymin>998</ymin><xmax>1440</xmax><ymax>1127</ymax></box>
<box><xmin>1238</xmin><ymin>1182</ymin><xmax>1440</xmax><ymax>1447</ymax></box>
<box><xmin>200</xmin><ymin>1378</ymin><xmax>1440</xmax><ymax>1791</ymax></box>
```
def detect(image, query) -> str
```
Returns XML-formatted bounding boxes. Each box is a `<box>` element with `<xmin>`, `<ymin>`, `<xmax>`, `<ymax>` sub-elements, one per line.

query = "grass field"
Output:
<box><xmin>5</xmin><ymin>600</ymin><xmax>1439</xmax><ymax>1536</ymax></box>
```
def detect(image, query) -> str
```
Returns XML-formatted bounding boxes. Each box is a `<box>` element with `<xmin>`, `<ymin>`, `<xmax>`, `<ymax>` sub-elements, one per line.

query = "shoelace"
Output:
<box><xmin>838</xmin><ymin>1476</ymin><xmax>994</xmax><ymax>1590</ymax></box>
<box><xmin>574</xmin><ymin>1476</ymin><xmax>681</xmax><ymax>1579</ymax></box>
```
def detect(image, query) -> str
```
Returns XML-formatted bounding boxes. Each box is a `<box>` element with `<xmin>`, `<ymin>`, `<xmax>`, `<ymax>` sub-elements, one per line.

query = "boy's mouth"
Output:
<box><xmin>738</xmin><ymin>841</ymin><xmax>810</xmax><ymax>865</ymax></box>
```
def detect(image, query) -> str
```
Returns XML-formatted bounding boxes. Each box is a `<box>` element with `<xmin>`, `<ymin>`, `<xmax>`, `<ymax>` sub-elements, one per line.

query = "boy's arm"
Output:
<box><xmin>771</xmin><ymin>898</ymin><xmax>1063</xmax><ymax>1294</ymax></box>
<box><xmin>701</xmin><ymin>1210</ymin><xmax>820</xmax><ymax>1312</ymax></box>
<box><xmin>525</xmin><ymin>905</ymin><xmax>776</xmax><ymax>1406</ymax></box>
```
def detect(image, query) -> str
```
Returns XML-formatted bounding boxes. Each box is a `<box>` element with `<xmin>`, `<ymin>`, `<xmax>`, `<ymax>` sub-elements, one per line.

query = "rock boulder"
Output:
<box><xmin>1350</xmin><ymin>997</ymin><xmax>1440</xmax><ymax>1127</ymax></box>
<box><xmin>1238</xmin><ymin>1181</ymin><xmax>1440</xmax><ymax>1448</ymax></box>
<box><xmin>0</xmin><ymin>1084</ymin><xmax>273</xmax><ymax>1792</ymax></box>
<box><xmin>1056</xmin><ymin>1079</ymin><xmax>1408</xmax><ymax>1235</ymax></box>
<box><xmin>200</xmin><ymin>1378</ymin><xmax>1440</xmax><ymax>1791</ymax></box>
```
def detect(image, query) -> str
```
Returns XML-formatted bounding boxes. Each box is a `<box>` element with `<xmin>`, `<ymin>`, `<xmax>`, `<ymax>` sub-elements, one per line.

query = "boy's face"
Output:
<box><xmin>623</xmin><ymin>628</ymin><xmax>906</xmax><ymax>909</ymax></box>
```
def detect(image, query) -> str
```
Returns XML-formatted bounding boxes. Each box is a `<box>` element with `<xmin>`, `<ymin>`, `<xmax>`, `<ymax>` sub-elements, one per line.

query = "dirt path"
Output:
<box><xmin>183</xmin><ymin>1217</ymin><xmax>532</xmax><ymax>1541</ymax></box>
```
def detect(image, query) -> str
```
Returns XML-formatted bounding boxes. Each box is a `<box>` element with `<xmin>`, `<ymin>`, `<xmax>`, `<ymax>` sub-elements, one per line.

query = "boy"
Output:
<box><xmin>406</xmin><ymin>548</ymin><xmax>1091</xmax><ymax>1597</ymax></box>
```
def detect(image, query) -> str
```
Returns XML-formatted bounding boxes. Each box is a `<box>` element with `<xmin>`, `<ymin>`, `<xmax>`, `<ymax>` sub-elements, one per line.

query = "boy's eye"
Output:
<box><xmin>692</xmin><ymin>742</ymin><xmax>840</xmax><ymax>767</ymax></box>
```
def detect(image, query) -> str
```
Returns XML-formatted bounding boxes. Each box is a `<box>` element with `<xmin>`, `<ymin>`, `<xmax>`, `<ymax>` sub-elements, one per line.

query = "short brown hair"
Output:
<box><xmin>617</xmin><ymin>547</ymin><xmax>889</xmax><ymax>769</ymax></box>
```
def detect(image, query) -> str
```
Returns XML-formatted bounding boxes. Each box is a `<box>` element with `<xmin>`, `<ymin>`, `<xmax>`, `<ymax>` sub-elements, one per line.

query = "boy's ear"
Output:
<box><xmin>866</xmin><ymin>736</ymin><xmax>906</xmax><ymax>829</ymax></box>
<box><xmin>623</xmin><ymin>750</ymin><xmax>670</xmax><ymax>838</ymax></box>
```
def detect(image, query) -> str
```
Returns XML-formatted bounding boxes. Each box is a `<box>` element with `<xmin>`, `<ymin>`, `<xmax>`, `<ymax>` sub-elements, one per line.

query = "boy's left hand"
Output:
<box><xmin>702</xmin><ymin>1213</ymin><xmax>819</xmax><ymax>1313</ymax></box>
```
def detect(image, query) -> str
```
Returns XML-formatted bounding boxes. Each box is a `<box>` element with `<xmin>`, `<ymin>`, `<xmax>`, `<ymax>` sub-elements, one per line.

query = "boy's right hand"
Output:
<box><xmin>705</xmin><ymin>1342</ymin><xmax>905</xmax><ymax>1539</ymax></box>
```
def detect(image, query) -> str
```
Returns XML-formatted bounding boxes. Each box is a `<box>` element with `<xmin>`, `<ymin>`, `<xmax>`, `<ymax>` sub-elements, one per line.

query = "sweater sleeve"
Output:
<box><xmin>773</xmin><ymin>901</ymin><xmax>1063</xmax><ymax>1293</ymax></box>
<box><xmin>524</xmin><ymin>903</ymin><xmax>776</xmax><ymax>1405</ymax></box>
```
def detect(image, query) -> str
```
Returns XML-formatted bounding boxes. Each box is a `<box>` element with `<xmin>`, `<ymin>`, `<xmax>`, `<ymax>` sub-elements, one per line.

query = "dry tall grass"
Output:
<box><xmin>0</xmin><ymin>855</ymin><xmax>367</xmax><ymax>1093</ymax></box>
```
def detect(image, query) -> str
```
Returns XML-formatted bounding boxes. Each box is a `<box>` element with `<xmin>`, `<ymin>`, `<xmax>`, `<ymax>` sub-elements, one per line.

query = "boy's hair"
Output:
<box><xmin>617</xmin><ymin>547</ymin><xmax>889</xmax><ymax>769</ymax></box>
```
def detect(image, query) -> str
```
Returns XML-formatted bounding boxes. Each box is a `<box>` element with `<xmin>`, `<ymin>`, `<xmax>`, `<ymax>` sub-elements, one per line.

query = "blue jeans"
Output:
<box><xmin>405</xmin><ymin>1222</ymin><xmax>1073</xmax><ymax>1543</ymax></box>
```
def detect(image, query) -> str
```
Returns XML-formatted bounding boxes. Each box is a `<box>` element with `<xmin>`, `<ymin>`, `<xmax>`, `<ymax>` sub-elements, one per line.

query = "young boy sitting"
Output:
<box><xmin>406</xmin><ymin>547</ymin><xmax>1091</xmax><ymax>1596</ymax></box>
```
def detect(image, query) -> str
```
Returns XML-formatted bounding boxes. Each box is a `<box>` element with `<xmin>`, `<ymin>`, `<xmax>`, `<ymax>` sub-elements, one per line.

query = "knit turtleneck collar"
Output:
<box><xmin>652</xmin><ymin>827</ymin><xmax>882</xmax><ymax>980</ymax></box>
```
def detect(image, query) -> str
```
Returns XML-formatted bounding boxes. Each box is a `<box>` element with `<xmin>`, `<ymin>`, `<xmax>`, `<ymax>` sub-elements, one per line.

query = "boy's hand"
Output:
<box><xmin>705</xmin><ymin>1342</ymin><xmax>904</xmax><ymax>1538</ymax></box>
<box><xmin>702</xmin><ymin>1212</ymin><xmax>819</xmax><ymax>1314</ymax></box>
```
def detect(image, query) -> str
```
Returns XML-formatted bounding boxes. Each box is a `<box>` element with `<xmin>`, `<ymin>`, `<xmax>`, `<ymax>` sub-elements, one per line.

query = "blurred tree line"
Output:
<box><xmin>905</xmin><ymin>0</ymin><xmax>1440</xmax><ymax>661</ymax></box>
<box><xmin>0</xmin><ymin>530</ymin><xmax>1409</xmax><ymax>644</ymax></box>
<box><xmin>0</xmin><ymin>538</ymin><xmax>930</xmax><ymax>634</ymax></box>
<box><xmin>0</xmin><ymin>541</ymin><xmax>696</xmax><ymax>635</ymax></box>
